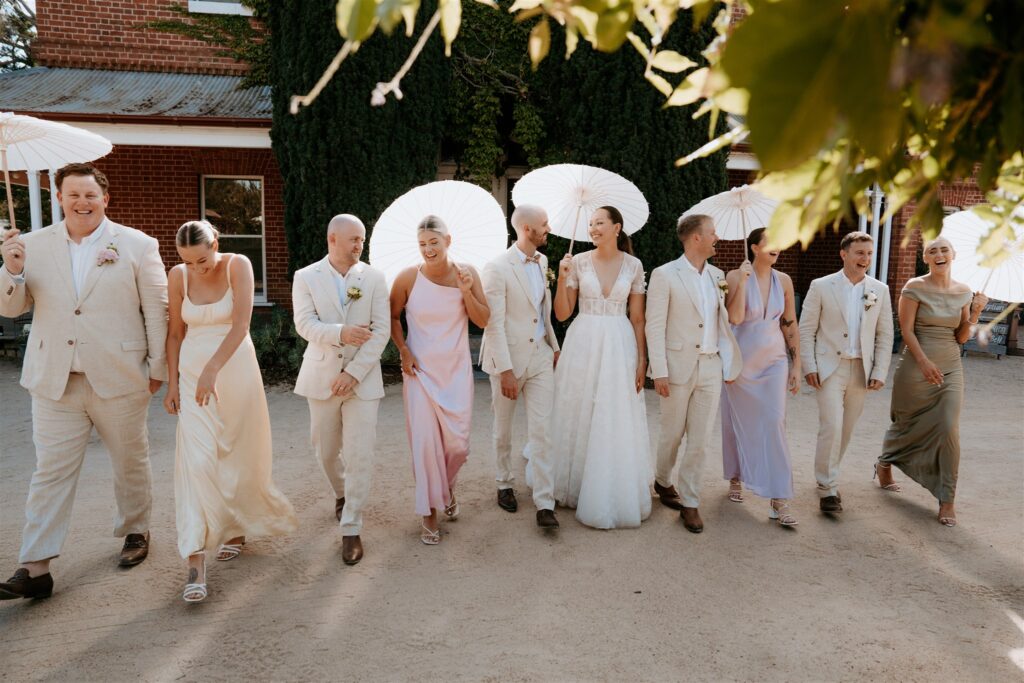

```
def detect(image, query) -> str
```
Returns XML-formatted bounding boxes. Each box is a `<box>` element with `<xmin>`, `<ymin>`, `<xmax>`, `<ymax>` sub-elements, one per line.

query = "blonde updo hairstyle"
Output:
<box><xmin>417</xmin><ymin>215</ymin><xmax>449</xmax><ymax>235</ymax></box>
<box><xmin>176</xmin><ymin>220</ymin><xmax>220</xmax><ymax>248</ymax></box>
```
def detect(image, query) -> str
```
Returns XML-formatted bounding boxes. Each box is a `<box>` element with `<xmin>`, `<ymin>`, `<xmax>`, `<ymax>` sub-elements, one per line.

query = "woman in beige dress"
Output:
<box><xmin>165</xmin><ymin>221</ymin><xmax>296</xmax><ymax>602</ymax></box>
<box><xmin>876</xmin><ymin>236</ymin><xmax>987</xmax><ymax>527</ymax></box>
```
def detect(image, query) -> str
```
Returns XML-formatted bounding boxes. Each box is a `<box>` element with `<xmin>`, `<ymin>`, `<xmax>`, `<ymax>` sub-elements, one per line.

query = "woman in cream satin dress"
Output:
<box><xmin>165</xmin><ymin>221</ymin><xmax>296</xmax><ymax>602</ymax></box>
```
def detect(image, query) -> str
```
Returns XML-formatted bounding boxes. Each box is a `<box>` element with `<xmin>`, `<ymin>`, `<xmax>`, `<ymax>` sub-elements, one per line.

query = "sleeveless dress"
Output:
<box><xmin>720</xmin><ymin>269</ymin><xmax>794</xmax><ymax>499</ymax></box>
<box><xmin>174</xmin><ymin>261</ymin><xmax>297</xmax><ymax>559</ymax></box>
<box><xmin>402</xmin><ymin>269</ymin><xmax>474</xmax><ymax>516</ymax></box>
<box><xmin>879</xmin><ymin>287</ymin><xmax>972</xmax><ymax>502</ymax></box>
<box><xmin>550</xmin><ymin>251</ymin><xmax>653</xmax><ymax>529</ymax></box>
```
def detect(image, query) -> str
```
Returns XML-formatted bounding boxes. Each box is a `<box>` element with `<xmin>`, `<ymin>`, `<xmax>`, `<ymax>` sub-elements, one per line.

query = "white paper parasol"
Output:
<box><xmin>681</xmin><ymin>185</ymin><xmax>778</xmax><ymax>253</ymax></box>
<box><xmin>941</xmin><ymin>209</ymin><xmax>1024</xmax><ymax>303</ymax></box>
<box><xmin>0</xmin><ymin>112</ymin><xmax>113</xmax><ymax>230</ymax></box>
<box><xmin>369</xmin><ymin>180</ymin><xmax>509</xmax><ymax>287</ymax></box>
<box><xmin>511</xmin><ymin>164</ymin><xmax>649</xmax><ymax>252</ymax></box>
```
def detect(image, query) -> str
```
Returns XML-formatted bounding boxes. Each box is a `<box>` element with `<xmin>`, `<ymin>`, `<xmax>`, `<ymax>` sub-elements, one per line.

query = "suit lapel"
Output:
<box><xmin>675</xmin><ymin>258</ymin><xmax>705</xmax><ymax>322</ymax></box>
<box><xmin>317</xmin><ymin>257</ymin><xmax>347</xmax><ymax>321</ymax></box>
<box><xmin>48</xmin><ymin>223</ymin><xmax>76</xmax><ymax>301</ymax></box>
<box><xmin>860</xmin><ymin>281</ymin><xmax>877</xmax><ymax>351</ymax></box>
<box><xmin>830</xmin><ymin>273</ymin><xmax>849</xmax><ymax>326</ymax></box>
<box><xmin>76</xmin><ymin>221</ymin><xmax>114</xmax><ymax>305</ymax></box>
<box><xmin>507</xmin><ymin>247</ymin><xmax>536</xmax><ymax>305</ymax></box>
<box><xmin>343</xmin><ymin>261</ymin><xmax>366</xmax><ymax>314</ymax></box>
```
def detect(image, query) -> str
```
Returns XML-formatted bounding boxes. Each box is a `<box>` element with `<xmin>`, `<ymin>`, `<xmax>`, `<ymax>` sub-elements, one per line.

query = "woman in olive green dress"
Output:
<box><xmin>875</xmin><ymin>237</ymin><xmax>987</xmax><ymax>527</ymax></box>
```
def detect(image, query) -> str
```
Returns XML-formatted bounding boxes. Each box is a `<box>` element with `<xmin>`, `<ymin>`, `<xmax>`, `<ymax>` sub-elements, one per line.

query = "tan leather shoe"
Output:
<box><xmin>119</xmin><ymin>532</ymin><xmax>150</xmax><ymax>567</ymax></box>
<box><xmin>342</xmin><ymin>535</ymin><xmax>363</xmax><ymax>565</ymax></box>
<box><xmin>680</xmin><ymin>507</ymin><xmax>704</xmax><ymax>533</ymax></box>
<box><xmin>653</xmin><ymin>481</ymin><xmax>684</xmax><ymax>510</ymax></box>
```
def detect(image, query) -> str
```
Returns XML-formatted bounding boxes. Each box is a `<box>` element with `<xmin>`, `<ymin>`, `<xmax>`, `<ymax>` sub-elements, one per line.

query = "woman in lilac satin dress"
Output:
<box><xmin>389</xmin><ymin>216</ymin><xmax>490</xmax><ymax>545</ymax></box>
<box><xmin>720</xmin><ymin>228</ymin><xmax>802</xmax><ymax>526</ymax></box>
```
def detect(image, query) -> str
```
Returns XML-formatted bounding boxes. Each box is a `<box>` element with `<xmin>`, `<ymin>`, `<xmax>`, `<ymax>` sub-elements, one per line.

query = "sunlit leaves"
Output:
<box><xmin>650</xmin><ymin>49</ymin><xmax>696</xmax><ymax>73</ymax></box>
<box><xmin>337</xmin><ymin>0</ymin><xmax>378</xmax><ymax>41</ymax></box>
<box><xmin>439</xmin><ymin>0</ymin><xmax>461</xmax><ymax>55</ymax></box>
<box><xmin>528</xmin><ymin>16</ymin><xmax>551</xmax><ymax>69</ymax></box>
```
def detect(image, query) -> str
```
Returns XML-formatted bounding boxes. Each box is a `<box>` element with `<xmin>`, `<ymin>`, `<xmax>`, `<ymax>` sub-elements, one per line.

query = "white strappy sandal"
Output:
<box><xmin>728</xmin><ymin>480</ymin><xmax>744</xmax><ymax>503</ymax></box>
<box><xmin>873</xmin><ymin>462</ymin><xmax>903</xmax><ymax>492</ymax></box>
<box><xmin>215</xmin><ymin>542</ymin><xmax>244</xmax><ymax>562</ymax></box>
<box><xmin>444</xmin><ymin>492</ymin><xmax>460</xmax><ymax>520</ymax></box>
<box><xmin>183</xmin><ymin>554</ymin><xmax>207</xmax><ymax>603</ymax></box>
<box><xmin>420</xmin><ymin>524</ymin><xmax>440</xmax><ymax>545</ymax></box>
<box><xmin>769</xmin><ymin>499</ymin><xmax>798</xmax><ymax>527</ymax></box>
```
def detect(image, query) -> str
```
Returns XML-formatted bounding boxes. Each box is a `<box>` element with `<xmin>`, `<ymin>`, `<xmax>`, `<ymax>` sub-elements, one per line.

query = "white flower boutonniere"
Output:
<box><xmin>346</xmin><ymin>286</ymin><xmax>362</xmax><ymax>301</ymax></box>
<box><xmin>864</xmin><ymin>291</ymin><xmax>878</xmax><ymax>309</ymax></box>
<box><xmin>96</xmin><ymin>243</ymin><xmax>119</xmax><ymax>266</ymax></box>
<box><xmin>717</xmin><ymin>279</ymin><xmax>729</xmax><ymax>296</ymax></box>
<box><xmin>545</xmin><ymin>267</ymin><xmax>556</xmax><ymax>285</ymax></box>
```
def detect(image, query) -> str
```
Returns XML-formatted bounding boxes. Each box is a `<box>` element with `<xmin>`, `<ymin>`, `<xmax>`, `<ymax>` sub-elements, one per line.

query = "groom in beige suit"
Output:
<box><xmin>646</xmin><ymin>214</ymin><xmax>742</xmax><ymax>533</ymax></box>
<box><xmin>799</xmin><ymin>231</ymin><xmax>893</xmax><ymax>512</ymax></box>
<box><xmin>293</xmin><ymin>214</ymin><xmax>389</xmax><ymax>565</ymax></box>
<box><xmin>0</xmin><ymin>164</ymin><xmax>168</xmax><ymax>600</ymax></box>
<box><xmin>480</xmin><ymin>205</ymin><xmax>561</xmax><ymax>528</ymax></box>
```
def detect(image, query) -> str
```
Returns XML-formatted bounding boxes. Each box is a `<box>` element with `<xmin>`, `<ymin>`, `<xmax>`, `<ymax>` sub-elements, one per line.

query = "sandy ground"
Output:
<box><xmin>0</xmin><ymin>354</ymin><xmax>1022</xmax><ymax>682</ymax></box>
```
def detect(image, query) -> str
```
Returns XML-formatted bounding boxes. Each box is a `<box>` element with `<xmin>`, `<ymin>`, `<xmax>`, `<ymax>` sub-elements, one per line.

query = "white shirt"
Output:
<box><xmin>681</xmin><ymin>256</ymin><xmax>720</xmax><ymax>355</ymax></box>
<box><xmin>838</xmin><ymin>273</ymin><xmax>865</xmax><ymax>359</ymax></box>
<box><xmin>67</xmin><ymin>220</ymin><xmax>109</xmax><ymax>372</ymax></box>
<box><xmin>330</xmin><ymin>262</ymin><xmax>349</xmax><ymax>308</ymax></box>
<box><xmin>514</xmin><ymin>245</ymin><xmax>546</xmax><ymax>343</ymax></box>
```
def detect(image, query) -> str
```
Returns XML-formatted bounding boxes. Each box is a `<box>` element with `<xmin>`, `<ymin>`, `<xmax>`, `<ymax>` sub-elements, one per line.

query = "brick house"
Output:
<box><xmin>0</xmin><ymin>0</ymin><xmax>986</xmax><ymax>313</ymax></box>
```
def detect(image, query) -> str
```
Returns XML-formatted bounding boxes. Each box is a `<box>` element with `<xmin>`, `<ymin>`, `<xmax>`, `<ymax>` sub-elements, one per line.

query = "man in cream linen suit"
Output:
<box><xmin>646</xmin><ymin>214</ymin><xmax>742</xmax><ymax>534</ymax></box>
<box><xmin>293</xmin><ymin>214</ymin><xmax>389</xmax><ymax>565</ymax></box>
<box><xmin>799</xmin><ymin>231</ymin><xmax>893</xmax><ymax>513</ymax></box>
<box><xmin>480</xmin><ymin>205</ymin><xmax>561</xmax><ymax>529</ymax></box>
<box><xmin>0</xmin><ymin>164</ymin><xmax>167</xmax><ymax>600</ymax></box>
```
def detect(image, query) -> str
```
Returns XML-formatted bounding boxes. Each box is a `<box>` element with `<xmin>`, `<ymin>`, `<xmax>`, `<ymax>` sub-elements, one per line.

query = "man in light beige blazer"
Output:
<box><xmin>293</xmin><ymin>214</ymin><xmax>389</xmax><ymax>565</ymax></box>
<box><xmin>0</xmin><ymin>164</ymin><xmax>167</xmax><ymax>600</ymax></box>
<box><xmin>799</xmin><ymin>231</ymin><xmax>893</xmax><ymax>513</ymax></box>
<box><xmin>646</xmin><ymin>214</ymin><xmax>742</xmax><ymax>534</ymax></box>
<box><xmin>480</xmin><ymin>205</ymin><xmax>561</xmax><ymax>528</ymax></box>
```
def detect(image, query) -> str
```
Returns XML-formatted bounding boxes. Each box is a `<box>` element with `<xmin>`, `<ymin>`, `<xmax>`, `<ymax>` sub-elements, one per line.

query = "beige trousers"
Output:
<box><xmin>20</xmin><ymin>374</ymin><xmax>153</xmax><ymax>563</ymax></box>
<box><xmin>307</xmin><ymin>394</ymin><xmax>380</xmax><ymax>536</ymax></box>
<box><xmin>813</xmin><ymin>359</ymin><xmax>868</xmax><ymax>497</ymax></box>
<box><xmin>655</xmin><ymin>354</ymin><xmax>723</xmax><ymax>509</ymax></box>
<box><xmin>489</xmin><ymin>341</ymin><xmax>556</xmax><ymax>511</ymax></box>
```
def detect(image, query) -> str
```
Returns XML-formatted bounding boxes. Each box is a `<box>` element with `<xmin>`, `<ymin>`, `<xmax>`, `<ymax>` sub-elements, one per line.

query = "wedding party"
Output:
<box><xmin>1</xmin><ymin>0</ymin><xmax>1022</xmax><ymax>680</ymax></box>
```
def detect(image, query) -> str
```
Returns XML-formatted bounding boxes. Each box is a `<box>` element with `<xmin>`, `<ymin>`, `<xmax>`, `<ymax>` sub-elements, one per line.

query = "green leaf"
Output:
<box><xmin>626</xmin><ymin>31</ymin><xmax>649</xmax><ymax>59</ymax></box>
<box><xmin>594</xmin><ymin>7</ymin><xmax>634</xmax><ymax>52</ymax></box>
<box><xmin>675</xmin><ymin>125</ymin><xmax>748</xmax><ymax>167</ymax></box>
<box><xmin>665</xmin><ymin>67</ymin><xmax>707</xmax><ymax>107</ymax></box>
<box><xmin>336</xmin><ymin>0</ymin><xmax>379</xmax><ymax>42</ymax></box>
<box><xmin>377</xmin><ymin>0</ymin><xmax>418</xmax><ymax>35</ymax></box>
<box><xmin>439</xmin><ymin>0</ymin><xmax>461</xmax><ymax>56</ymax></box>
<box><xmin>651</xmin><ymin>49</ymin><xmax>697</xmax><ymax>74</ymax></box>
<box><xmin>529</xmin><ymin>17</ymin><xmax>551</xmax><ymax>70</ymax></box>
<box><xmin>645</xmin><ymin>71</ymin><xmax>672</xmax><ymax>97</ymax></box>
<box><xmin>508</xmin><ymin>0</ymin><xmax>543</xmax><ymax>12</ymax></box>
<box><xmin>565</xmin><ymin>25</ymin><xmax>580</xmax><ymax>59</ymax></box>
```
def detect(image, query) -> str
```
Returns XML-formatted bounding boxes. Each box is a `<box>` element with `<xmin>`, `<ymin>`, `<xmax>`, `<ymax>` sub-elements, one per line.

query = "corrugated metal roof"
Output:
<box><xmin>0</xmin><ymin>67</ymin><xmax>270</xmax><ymax>120</ymax></box>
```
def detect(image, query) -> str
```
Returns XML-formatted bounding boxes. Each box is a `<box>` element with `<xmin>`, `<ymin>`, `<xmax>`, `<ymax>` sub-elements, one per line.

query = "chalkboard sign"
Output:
<box><xmin>963</xmin><ymin>300</ymin><xmax>1011</xmax><ymax>358</ymax></box>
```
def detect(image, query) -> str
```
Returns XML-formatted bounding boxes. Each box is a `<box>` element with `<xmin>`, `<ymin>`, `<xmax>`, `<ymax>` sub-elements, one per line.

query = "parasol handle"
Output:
<box><xmin>1</xmin><ymin>147</ymin><xmax>15</xmax><ymax>233</ymax></box>
<box><xmin>741</xmin><ymin>211</ymin><xmax>750</xmax><ymax>263</ymax></box>
<box><xmin>567</xmin><ymin>203</ymin><xmax>583</xmax><ymax>255</ymax></box>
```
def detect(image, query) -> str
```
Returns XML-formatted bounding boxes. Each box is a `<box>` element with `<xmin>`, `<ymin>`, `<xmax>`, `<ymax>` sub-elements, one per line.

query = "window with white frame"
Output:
<box><xmin>201</xmin><ymin>176</ymin><xmax>266</xmax><ymax>301</ymax></box>
<box><xmin>188</xmin><ymin>1</ymin><xmax>254</xmax><ymax>16</ymax></box>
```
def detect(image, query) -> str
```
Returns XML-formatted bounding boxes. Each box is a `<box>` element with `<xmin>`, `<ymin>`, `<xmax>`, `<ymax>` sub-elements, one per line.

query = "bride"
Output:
<box><xmin>550</xmin><ymin>206</ymin><xmax>653</xmax><ymax>529</ymax></box>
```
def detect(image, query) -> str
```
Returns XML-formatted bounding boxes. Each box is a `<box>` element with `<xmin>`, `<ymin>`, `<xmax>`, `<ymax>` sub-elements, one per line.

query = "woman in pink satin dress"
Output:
<box><xmin>389</xmin><ymin>216</ymin><xmax>490</xmax><ymax>545</ymax></box>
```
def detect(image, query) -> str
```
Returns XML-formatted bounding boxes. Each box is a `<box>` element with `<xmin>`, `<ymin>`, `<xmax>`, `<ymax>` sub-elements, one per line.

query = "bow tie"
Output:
<box><xmin>523</xmin><ymin>253</ymin><xmax>541</xmax><ymax>265</ymax></box>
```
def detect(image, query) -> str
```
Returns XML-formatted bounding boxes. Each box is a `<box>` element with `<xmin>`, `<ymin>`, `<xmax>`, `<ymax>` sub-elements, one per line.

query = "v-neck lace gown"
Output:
<box><xmin>550</xmin><ymin>250</ymin><xmax>653</xmax><ymax>529</ymax></box>
<box><xmin>175</xmin><ymin>264</ymin><xmax>296</xmax><ymax>559</ymax></box>
<box><xmin>720</xmin><ymin>269</ymin><xmax>794</xmax><ymax>499</ymax></box>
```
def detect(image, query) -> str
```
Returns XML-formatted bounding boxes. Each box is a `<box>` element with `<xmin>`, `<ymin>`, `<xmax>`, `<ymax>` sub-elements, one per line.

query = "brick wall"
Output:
<box><xmin>91</xmin><ymin>145</ymin><xmax>289</xmax><ymax>306</ymax></box>
<box><xmin>34</xmin><ymin>0</ymin><xmax>260</xmax><ymax>75</ymax></box>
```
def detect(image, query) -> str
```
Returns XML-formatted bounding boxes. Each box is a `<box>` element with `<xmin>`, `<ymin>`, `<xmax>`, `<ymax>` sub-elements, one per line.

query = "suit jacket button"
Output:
<box><xmin>67</xmin><ymin>340</ymin><xmax>74</xmax><ymax>345</ymax></box>
<box><xmin>337</xmin><ymin>353</ymin><xmax>343</xmax><ymax>358</ymax></box>
<box><xmin>75</xmin><ymin>309</ymin><xmax>81</xmax><ymax>315</ymax></box>
<box><xmin>533</xmin><ymin>319</ymin><xmax>538</xmax><ymax>323</ymax></box>
<box><xmin>698</xmin><ymin>323</ymin><xmax>703</xmax><ymax>328</ymax></box>
<box><xmin>5</xmin><ymin>286</ymin><xmax>11</xmax><ymax>295</ymax></box>
<box><xmin>836</xmin><ymin>351</ymin><xmax>841</xmax><ymax>355</ymax></box>
<box><xmin>529</xmin><ymin>338</ymin><xmax>534</xmax><ymax>343</ymax></box>
<box><xmin>696</xmin><ymin>344</ymin><xmax>701</xmax><ymax>349</ymax></box>
<box><xmin>843</xmin><ymin>333</ymin><xmax>848</xmax><ymax>337</ymax></box>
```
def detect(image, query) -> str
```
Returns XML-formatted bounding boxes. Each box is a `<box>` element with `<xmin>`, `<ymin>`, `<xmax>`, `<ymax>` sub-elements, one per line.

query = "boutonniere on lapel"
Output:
<box><xmin>717</xmin><ymin>278</ymin><xmax>728</xmax><ymax>296</ymax></box>
<box><xmin>863</xmin><ymin>290</ymin><xmax>878</xmax><ymax>310</ymax></box>
<box><xmin>545</xmin><ymin>267</ymin><xmax>556</xmax><ymax>285</ymax></box>
<box><xmin>96</xmin><ymin>243</ymin><xmax>119</xmax><ymax>266</ymax></box>
<box><xmin>346</xmin><ymin>286</ymin><xmax>362</xmax><ymax>301</ymax></box>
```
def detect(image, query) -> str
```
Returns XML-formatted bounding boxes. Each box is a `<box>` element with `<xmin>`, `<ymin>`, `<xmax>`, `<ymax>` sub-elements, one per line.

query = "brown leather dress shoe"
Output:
<box><xmin>820</xmin><ymin>495</ymin><xmax>843</xmax><ymax>513</ymax></box>
<box><xmin>497</xmin><ymin>488</ymin><xmax>518</xmax><ymax>513</ymax></box>
<box><xmin>119</xmin><ymin>532</ymin><xmax>150</xmax><ymax>567</ymax></box>
<box><xmin>342</xmin><ymin>535</ymin><xmax>363</xmax><ymax>565</ymax></box>
<box><xmin>680</xmin><ymin>507</ymin><xmax>704</xmax><ymax>533</ymax></box>
<box><xmin>0</xmin><ymin>568</ymin><xmax>53</xmax><ymax>600</ymax></box>
<box><xmin>335</xmin><ymin>497</ymin><xmax>346</xmax><ymax>522</ymax></box>
<box><xmin>653</xmin><ymin>481</ymin><xmax>684</xmax><ymax>510</ymax></box>
<box><xmin>536</xmin><ymin>509</ymin><xmax>559</xmax><ymax>529</ymax></box>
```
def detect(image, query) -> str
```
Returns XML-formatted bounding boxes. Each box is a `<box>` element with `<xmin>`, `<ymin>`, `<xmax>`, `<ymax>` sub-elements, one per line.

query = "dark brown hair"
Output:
<box><xmin>55</xmin><ymin>163</ymin><xmax>109</xmax><ymax>193</ymax></box>
<box><xmin>746</xmin><ymin>227</ymin><xmax>768</xmax><ymax>262</ymax></box>
<box><xmin>840</xmin><ymin>231</ymin><xmax>874</xmax><ymax>251</ymax></box>
<box><xmin>676</xmin><ymin>214</ymin><xmax>710</xmax><ymax>244</ymax></box>
<box><xmin>176</xmin><ymin>220</ymin><xmax>219</xmax><ymax>248</ymax></box>
<box><xmin>598</xmin><ymin>205</ymin><xmax>633</xmax><ymax>256</ymax></box>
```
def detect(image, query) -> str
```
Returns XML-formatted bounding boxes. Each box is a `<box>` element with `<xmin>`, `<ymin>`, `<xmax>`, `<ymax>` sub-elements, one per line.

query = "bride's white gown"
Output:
<box><xmin>550</xmin><ymin>250</ymin><xmax>653</xmax><ymax>529</ymax></box>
